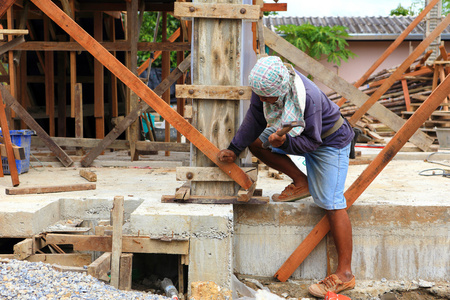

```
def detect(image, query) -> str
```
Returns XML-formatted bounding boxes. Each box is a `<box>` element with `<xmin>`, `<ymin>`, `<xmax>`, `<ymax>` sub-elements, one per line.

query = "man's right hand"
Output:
<box><xmin>217</xmin><ymin>149</ymin><xmax>236</xmax><ymax>163</ymax></box>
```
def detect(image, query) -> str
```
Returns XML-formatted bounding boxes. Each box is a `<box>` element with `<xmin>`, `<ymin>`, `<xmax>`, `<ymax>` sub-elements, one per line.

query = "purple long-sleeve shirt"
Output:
<box><xmin>228</xmin><ymin>72</ymin><xmax>354</xmax><ymax>156</ymax></box>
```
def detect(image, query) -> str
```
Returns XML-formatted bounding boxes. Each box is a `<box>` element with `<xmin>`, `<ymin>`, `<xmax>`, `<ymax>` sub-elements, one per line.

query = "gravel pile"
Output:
<box><xmin>0</xmin><ymin>258</ymin><xmax>170</xmax><ymax>300</ymax></box>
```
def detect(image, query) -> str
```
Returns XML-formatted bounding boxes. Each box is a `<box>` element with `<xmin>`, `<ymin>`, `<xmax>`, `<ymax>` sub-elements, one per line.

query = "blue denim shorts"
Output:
<box><xmin>259</xmin><ymin>127</ymin><xmax>351</xmax><ymax>210</ymax></box>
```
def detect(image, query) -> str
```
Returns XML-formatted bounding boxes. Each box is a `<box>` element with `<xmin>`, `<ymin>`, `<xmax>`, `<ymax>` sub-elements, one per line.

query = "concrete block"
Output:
<box><xmin>0</xmin><ymin>199</ymin><xmax>60</xmax><ymax>237</ymax></box>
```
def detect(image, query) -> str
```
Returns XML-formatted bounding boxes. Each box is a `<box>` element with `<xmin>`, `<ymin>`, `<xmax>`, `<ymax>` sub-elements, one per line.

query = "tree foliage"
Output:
<box><xmin>394</xmin><ymin>0</ymin><xmax>450</xmax><ymax>16</ymax></box>
<box><xmin>137</xmin><ymin>12</ymin><xmax>182</xmax><ymax>68</ymax></box>
<box><xmin>390</xmin><ymin>4</ymin><xmax>413</xmax><ymax>16</ymax></box>
<box><xmin>276</xmin><ymin>23</ymin><xmax>356</xmax><ymax>66</ymax></box>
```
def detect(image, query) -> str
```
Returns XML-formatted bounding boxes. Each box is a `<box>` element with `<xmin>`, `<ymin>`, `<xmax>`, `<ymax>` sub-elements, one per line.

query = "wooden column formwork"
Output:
<box><xmin>190</xmin><ymin>0</ymin><xmax>242</xmax><ymax>196</ymax></box>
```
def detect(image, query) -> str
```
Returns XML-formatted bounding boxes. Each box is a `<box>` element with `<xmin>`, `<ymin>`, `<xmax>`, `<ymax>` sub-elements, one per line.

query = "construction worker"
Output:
<box><xmin>217</xmin><ymin>56</ymin><xmax>355</xmax><ymax>297</ymax></box>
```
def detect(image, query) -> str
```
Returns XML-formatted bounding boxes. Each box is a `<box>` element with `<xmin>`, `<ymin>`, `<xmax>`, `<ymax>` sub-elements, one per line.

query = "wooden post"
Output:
<box><xmin>109</xmin><ymin>15</ymin><xmax>118</xmax><ymax>118</ymax></box>
<box><xmin>19</xmin><ymin>51</ymin><xmax>27</xmax><ymax>129</ymax></box>
<box><xmin>69</xmin><ymin>0</ymin><xmax>76</xmax><ymax>118</ymax></box>
<box><xmin>57</xmin><ymin>37</ymin><xmax>67</xmax><ymax>136</ymax></box>
<box><xmin>0</xmin><ymin>91</ymin><xmax>19</xmax><ymax>186</ymax></box>
<box><xmin>191</xmin><ymin>0</ymin><xmax>242</xmax><ymax>196</ymax></box>
<box><xmin>349</xmin><ymin>13</ymin><xmax>450</xmax><ymax>125</ymax></box>
<box><xmin>94</xmin><ymin>12</ymin><xmax>105</xmax><ymax>139</ymax></box>
<box><xmin>44</xmin><ymin>16</ymin><xmax>55</xmax><ymax>136</ymax></box>
<box><xmin>126</xmin><ymin>0</ymin><xmax>139</xmax><ymax>161</ymax></box>
<box><xmin>110</xmin><ymin>195</ymin><xmax>124</xmax><ymax>289</ymax></box>
<box><xmin>274</xmin><ymin>71</ymin><xmax>450</xmax><ymax>282</ymax></box>
<box><xmin>162</xmin><ymin>12</ymin><xmax>171</xmax><ymax>156</ymax></box>
<box><xmin>74</xmin><ymin>83</ymin><xmax>83</xmax><ymax>155</ymax></box>
<box><xmin>30</xmin><ymin>0</ymin><xmax>253</xmax><ymax>190</ymax></box>
<box><xmin>176</xmin><ymin>31</ymin><xmax>186</xmax><ymax>143</ymax></box>
<box><xmin>7</xmin><ymin>7</ymin><xmax>16</xmax><ymax>128</ymax></box>
<box><xmin>335</xmin><ymin>0</ymin><xmax>441</xmax><ymax>107</ymax></box>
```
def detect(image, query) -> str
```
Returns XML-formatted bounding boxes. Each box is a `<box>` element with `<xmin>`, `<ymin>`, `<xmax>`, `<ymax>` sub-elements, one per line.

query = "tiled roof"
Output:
<box><xmin>263</xmin><ymin>16</ymin><xmax>450</xmax><ymax>40</ymax></box>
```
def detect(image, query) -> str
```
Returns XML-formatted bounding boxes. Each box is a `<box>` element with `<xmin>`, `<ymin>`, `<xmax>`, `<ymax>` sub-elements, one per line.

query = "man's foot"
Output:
<box><xmin>308</xmin><ymin>274</ymin><xmax>355</xmax><ymax>298</ymax></box>
<box><xmin>272</xmin><ymin>183</ymin><xmax>310</xmax><ymax>202</ymax></box>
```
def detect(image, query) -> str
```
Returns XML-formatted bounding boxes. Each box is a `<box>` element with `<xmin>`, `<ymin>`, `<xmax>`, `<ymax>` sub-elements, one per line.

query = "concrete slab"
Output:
<box><xmin>1</xmin><ymin>151</ymin><xmax>449</xmax><ymax>288</ymax></box>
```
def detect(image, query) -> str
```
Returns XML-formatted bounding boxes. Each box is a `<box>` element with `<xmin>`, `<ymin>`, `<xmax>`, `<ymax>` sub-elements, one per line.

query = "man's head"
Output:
<box><xmin>248</xmin><ymin>56</ymin><xmax>290</xmax><ymax>98</ymax></box>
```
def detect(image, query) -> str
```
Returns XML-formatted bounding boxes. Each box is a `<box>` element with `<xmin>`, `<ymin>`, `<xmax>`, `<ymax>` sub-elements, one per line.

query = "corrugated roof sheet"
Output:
<box><xmin>263</xmin><ymin>16</ymin><xmax>450</xmax><ymax>40</ymax></box>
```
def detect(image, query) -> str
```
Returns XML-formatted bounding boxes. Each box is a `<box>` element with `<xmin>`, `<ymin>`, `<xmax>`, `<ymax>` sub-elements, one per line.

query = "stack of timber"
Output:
<box><xmin>328</xmin><ymin>52</ymin><xmax>450</xmax><ymax>143</ymax></box>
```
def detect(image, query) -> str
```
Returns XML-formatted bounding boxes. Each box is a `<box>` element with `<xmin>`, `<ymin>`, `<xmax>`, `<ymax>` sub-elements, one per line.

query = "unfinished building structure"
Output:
<box><xmin>0</xmin><ymin>0</ymin><xmax>449</xmax><ymax>298</ymax></box>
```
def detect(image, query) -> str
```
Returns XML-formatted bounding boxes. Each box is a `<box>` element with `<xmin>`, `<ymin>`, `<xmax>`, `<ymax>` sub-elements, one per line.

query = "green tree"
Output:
<box><xmin>408</xmin><ymin>0</ymin><xmax>450</xmax><ymax>15</ymax></box>
<box><xmin>276</xmin><ymin>23</ymin><xmax>356</xmax><ymax>67</ymax></box>
<box><xmin>137</xmin><ymin>12</ymin><xmax>182</xmax><ymax>68</ymax></box>
<box><xmin>390</xmin><ymin>3</ymin><xmax>413</xmax><ymax>15</ymax></box>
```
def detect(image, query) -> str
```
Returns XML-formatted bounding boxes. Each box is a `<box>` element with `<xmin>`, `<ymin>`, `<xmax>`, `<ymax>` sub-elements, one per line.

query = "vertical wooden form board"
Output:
<box><xmin>126</xmin><ymin>0</ymin><xmax>139</xmax><ymax>161</ymax></box>
<box><xmin>192</xmin><ymin>0</ymin><xmax>241</xmax><ymax>196</ymax></box>
<box><xmin>94</xmin><ymin>12</ymin><xmax>104</xmax><ymax>139</ymax></box>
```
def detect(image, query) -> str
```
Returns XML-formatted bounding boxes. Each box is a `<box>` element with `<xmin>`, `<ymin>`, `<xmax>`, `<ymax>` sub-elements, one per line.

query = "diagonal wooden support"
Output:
<box><xmin>0</xmin><ymin>35</ymin><xmax>25</xmax><ymax>56</ymax></box>
<box><xmin>274</xmin><ymin>71</ymin><xmax>450</xmax><ymax>282</ymax></box>
<box><xmin>0</xmin><ymin>86</ymin><xmax>74</xmax><ymax>167</ymax></box>
<box><xmin>0</xmin><ymin>0</ymin><xmax>16</xmax><ymax>18</ymax></box>
<box><xmin>335</xmin><ymin>0</ymin><xmax>441</xmax><ymax>107</ymax></box>
<box><xmin>0</xmin><ymin>92</ymin><xmax>19</xmax><ymax>186</ymax></box>
<box><xmin>31</xmin><ymin>0</ymin><xmax>253</xmax><ymax>190</ymax></box>
<box><xmin>264</xmin><ymin>27</ymin><xmax>434</xmax><ymax>152</ymax></box>
<box><xmin>349</xmin><ymin>13</ymin><xmax>450</xmax><ymax>125</ymax></box>
<box><xmin>81</xmin><ymin>54</ymin><xmax>191</xmax><ymax>167</ymax></box>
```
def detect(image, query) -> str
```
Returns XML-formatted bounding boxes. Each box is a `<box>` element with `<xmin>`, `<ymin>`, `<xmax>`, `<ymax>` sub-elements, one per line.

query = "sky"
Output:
<box><xmin>276</xmin><ymin>0</ymin><xmax>418</xmax><ymax>17</ymax></box>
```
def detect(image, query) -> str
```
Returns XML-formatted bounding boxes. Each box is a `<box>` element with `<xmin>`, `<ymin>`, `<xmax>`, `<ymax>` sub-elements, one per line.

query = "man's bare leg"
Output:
<box><xmin>248</xmin><ymin>138</ymin><xmax>307</xmax><ymax>187</ymax></box>
<box><xmin>326</xmin><ymin>209</ymin><xmax>353</xmax><ymax>282</ymax></box>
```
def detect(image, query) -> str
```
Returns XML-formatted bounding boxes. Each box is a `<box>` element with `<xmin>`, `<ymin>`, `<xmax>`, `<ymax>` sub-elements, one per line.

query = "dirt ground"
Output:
<box><xmin>236</xmin><ymin>276</ymin><xmax>450</xmax><ymax>299</ymax></box>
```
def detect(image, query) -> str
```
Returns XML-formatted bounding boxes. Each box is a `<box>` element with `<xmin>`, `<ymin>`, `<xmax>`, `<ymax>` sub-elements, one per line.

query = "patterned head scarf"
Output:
<box><xmin>248</xmin><ymin>56</ymin><xmax>290</xmax><ymax>97</ymax></box>
<box><xmin>248</xmin><ymin>56</ymin><xmax>306</xmax><ymax>137</ymax></box>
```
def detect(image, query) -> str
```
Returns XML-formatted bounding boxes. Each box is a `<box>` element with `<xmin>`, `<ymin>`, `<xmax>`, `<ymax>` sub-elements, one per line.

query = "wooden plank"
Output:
<box><xmin>0</xmin><ymin>0</ymin><xmax>16</xmax><ymax>18</ymax></box>
<box><xmin>57</xmin><ymin>40</ymin><xmax>67</xmax><ymax>136</ymax></box>
<box><xmin>30</xmin><ymin>0</ymin><xmax>253</xmax><ymax>190</ymax></box>
<box><xmin>335</xmin><ymin>0</ymin><xmax>440</xmax><ymax>106</ymax></box>
<box><xmin>88</xmin><ymin>252</ymin><xmax>111</xmax><ymax>282</ymax></box>
<box><xmin>27</xmin><ymin>253</ymin><xmax>91</xmax><ymax>267</ymax></box>
<box><xmin>162</xmin><ymin>194</ymin><xmax>269</xmax><ymax>204</ymax></box>
<box><xmin>110</xmin><ymin>195</ymin><xmax>124</xmax><ymax>289</ymax></box>
<box><xmin>46</xmin><ymin>234</ymin><xmax>190</xmax><ymax>254</ymax></box>
<box><xmin>401</xmin><ymin>79</ymin><xmax>412</xmax><ymax>111</ymax></box>
<box><xmin>7</xmin><ymin>7</ymin><xmax>16</xmax><ymax>123</ymax></box>
<box><xmin>261</xmin><ymin>3</ymin><xmax>287</xmax><ymax>12</ymax></box>
<box><xmin>174</xmin><ymin>2</ymin><xmax>259</xmax><ymax>20</ymax></box>
<box><xmin>273</xmin><ymin>68</ymin><xmax>450</xmax><ymax>282</ymax></box>
<box><xmin>237</xmin><ymin>180</ymin><xmax>256</xmax><ymax>202</ymax></box>
<box><xmin>349</xmin><ymin>13</ymin><xmax>450</xmax><ymax>125</ymax></box>
<box><xmin>118</xmin><ymin>253</ymin><xmax>132</xmax><ymax>291</ymax></box>
<box><xmin>79</xmin><ymin>169</ymin><xmax>97</xmax><ymax>182</ymax></box>
<box><xmin>175</xmin><ymin>181</ymin><xmax>191</xmax><ymax>200</ymax></box>
<box><xmin>31</xmin><ymin>136</ymin><xmax>190</xmax><ymax>152</ymax></box>
<box><xmin>13</xmin><ymin>238</ymin><xmax>33</xmax><ymax>260</ymax></box>
<box><xmin>263</xmin><ymin>27</ymin><xmax>434</xmax><ymax>152</ymax></box>
<box><xmin>367</xmin><ymin>67</ymin><xmax>432</xmax><ymax>88</ymax></box>
<box><xmin>80</xmin><ymin>55</ymin><xmax>191</xmax><ymax>166</ymax></box>
<box><xmin>5</xmin><ymin>183</ymin><xmax>96</xmax><ymax>195</ymax></box>
<box><xmin>0</xmin><ymin>29</ymin><xmax>28</xmax><ymax>35</ymax></box>
<box><xmin>176</xmin><ymin>85</ymin><xmax>252</xmax><ymax>100</ymax></box>
<box><xmin>109</xmin><ymin>15</ymin><xmax>118</xmax><ymax>118</ymax></box>
<box><xmin>176</xmin><ymin>167</ymin><xmax>257</xmax><ymax>182</ymax></box>
<box><xmin>0</xmin><ymin>35</ymin><xmax>25</xmax><ymax>56</ymax></box>
<box><xmin>0</xmin><ymin>93</ymin><xmax>19</xmax><ymax>186</ymax></box>
<box><xmin>0</xmin><ymin>136</ymin><xmax>25</xmax><ymax>159</ymax></box>
<box><xmin>0</xmin><ymin>41</ymin><xmax>190</xmax><ymax>52</ymax></box>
